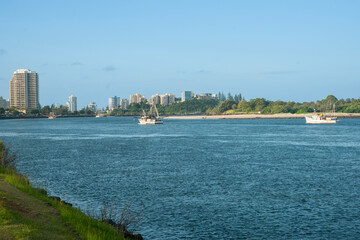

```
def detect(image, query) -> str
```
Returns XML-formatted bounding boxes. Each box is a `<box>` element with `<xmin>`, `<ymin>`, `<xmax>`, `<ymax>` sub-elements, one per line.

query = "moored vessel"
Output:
<box><xmin>48</xmin><ymin>112</ymin><xmax>56</xmax><ymax>119</ymax></box>
<box><xmin>305</xmin><ymin>108</ymin><xmax>338</xmax><ymax>124</ymax></box>
<box><xmin>138</xmin><ymin>103</ymin><xmax>163</xmax><ymax>125</ymax></box>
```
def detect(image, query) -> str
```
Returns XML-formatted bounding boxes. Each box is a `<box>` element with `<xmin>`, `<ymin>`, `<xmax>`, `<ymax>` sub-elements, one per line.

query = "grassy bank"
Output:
<box><xmin>0</xmin><ymin>141</ymin><xmax>130</xmax><ymax>240</ymax></box>
<box><xmin>0</xmin><ymin>167</ymin><xmax>126</xmax><ymax>240</ymax></box>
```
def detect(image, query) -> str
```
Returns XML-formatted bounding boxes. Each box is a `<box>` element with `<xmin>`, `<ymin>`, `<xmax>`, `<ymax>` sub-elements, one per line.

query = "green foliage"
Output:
<box><xmin>8</xmin><ymin>107</ymin><xmax>19</xmax><ymax>116</ymax></box>
<box><xmin>41</xmin><ymin>105</ymin><xmax>51</xmax><ymax>115</ymax></box>
<box><xmin>0</xmin><ymin>141</ymin><xmax>16</xmax><ymax>169</ymax></box>
<box><xmin>1</xmin><ymin>167</ymin><xmax>125</xmax><ymax>239</ymax></box>
<box><xmin>30</xmin><ymin>109</ymin><xmax>40</xmax><ymax>115</ymax></box>
<box><xmin>51</xmin><ymin>105</ymin><xmax>69</xmax><ymax>116</ymax></box>
<box><xmin>209</xmin><ymin>95</ymin><xmax>360</xmax><ymax>114</ymax></box>
<box><xmin>112</xmin><ymin>99</ymin><xmax>219</xmax><ymax>116</ymax></box>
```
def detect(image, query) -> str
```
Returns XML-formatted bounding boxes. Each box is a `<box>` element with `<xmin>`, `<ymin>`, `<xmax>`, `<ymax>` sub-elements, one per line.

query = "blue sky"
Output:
<box><xmin>1</xmin><ymin>0</ymin><xmax>359</xmax><ymax>108</ymax></box>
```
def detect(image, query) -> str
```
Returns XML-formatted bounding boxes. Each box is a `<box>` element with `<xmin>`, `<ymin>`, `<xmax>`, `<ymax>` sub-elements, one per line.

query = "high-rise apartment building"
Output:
<box><xmin>181</xmin><ymin>91</ymin><xmax>194</xmax><ymax>102</ymax></box>
<box><xmin>66</xmin><ymin>95</ymin><xmax>77</xmax><ymax>112</ymax></box>
<box><xmin>129</xmin><ymin>93</ymin><xmax>145</xmax><ymax>104</ymax></box>
<box><xmin>120</xmin><ymin>99</ymin><xmax>129</xmax><ymax>109</ymax></box>
<box><xmin>10</xmin><ymin>69</ymin><xmax>39</xmax><ymax>109</ymax></box>
<box><xmin>151</xmin><ymin>94</ymin><xmax>161</xmax><ymax>105</ymax></box>
<box><xmin>108</xmin><ymin>96</ymin><xmax>120</xmax><ymax>111</ymax></box>
<box><xmin>160</xmin><ymin>93</ymin><xmax>176</xmax><ymax>106</ymax></box>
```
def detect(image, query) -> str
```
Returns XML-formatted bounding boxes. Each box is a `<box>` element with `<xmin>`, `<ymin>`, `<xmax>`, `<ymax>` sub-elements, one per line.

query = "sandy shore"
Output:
<box><xmin>164</xmin><ymin>113</ymin><xmax>360</xmax><ymax>120</ymax></box>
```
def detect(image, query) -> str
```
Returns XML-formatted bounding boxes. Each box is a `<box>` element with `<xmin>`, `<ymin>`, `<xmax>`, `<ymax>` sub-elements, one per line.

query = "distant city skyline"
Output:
<box><xmin>1</xmin><ymin>1</ymin><xmax>360</xmax><ymax>108</ymax></box>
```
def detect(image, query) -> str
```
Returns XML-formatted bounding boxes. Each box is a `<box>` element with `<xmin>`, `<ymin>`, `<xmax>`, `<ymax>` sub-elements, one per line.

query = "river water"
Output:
<box><xmin>1</xmin><ymin>117</ymin><xmax>360</xmax><ymax>239</ymax></box>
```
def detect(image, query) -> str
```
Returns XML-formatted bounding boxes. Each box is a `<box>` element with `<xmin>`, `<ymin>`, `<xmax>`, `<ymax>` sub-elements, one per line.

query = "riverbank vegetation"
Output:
<box><xmin>110</xmin><ymin>94</ymin><xmax>360</xmax><ymax>116</ymax></box>
<box><xmin>209</xmin><ymin>95</ymin><xmax>360</xmax><ymax>115</ymax></box>
<box><xmin>1</xmin><ymin>94</ymin><xmax>359</xmax><ymax>118</ymax></box>
<box><xmin>0</xmin><ymin>141</ymin><xmax>141</xmax><ymax>240</ymax></box>
<box><xmin>0</xmin><ymin>105</ymin><xmax>96</xmax><ymax>119</ymax></box>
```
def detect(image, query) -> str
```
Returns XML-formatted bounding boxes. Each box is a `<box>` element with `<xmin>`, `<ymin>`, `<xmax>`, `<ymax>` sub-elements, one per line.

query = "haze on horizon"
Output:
<box><xmin>0</xmin><ymin>0</ymin><xmax>359</xmax><ymax>108</ymax></box>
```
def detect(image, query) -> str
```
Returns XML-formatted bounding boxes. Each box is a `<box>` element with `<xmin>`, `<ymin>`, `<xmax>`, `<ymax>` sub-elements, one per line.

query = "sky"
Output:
<box><xmin>0</xmin><ymin>0</ymin><xmax>360</xmax><ymax>108</ymax></box>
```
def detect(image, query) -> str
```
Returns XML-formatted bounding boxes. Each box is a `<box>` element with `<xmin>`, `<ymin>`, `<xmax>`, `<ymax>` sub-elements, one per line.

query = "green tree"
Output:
<box><xmin>237</xmin><ymin>100</ymin><xmax>249</xmax><ymax>112</ymax></box>
<box><xmin>218</xmin><ymin>100</ymin><xmax>236</xmax><ymax>113</ymax></box>
<box><xmin>227</xmin><ymin>93</ymin><xmax>234</xmax><ymax>101</ymax></box>
<box><xmin>30</xmin><ymin>109</ymin><xmax>40</xmax><ymax>115</ymax></box>
<box><xmin>8</xmin><ymin>107</ymin><xmax>19</xmax><ymax>116</ymax></box>
<box><xmin>41</xmin><ymin>105</ymin><xmax>51</xmax><ymax>115</ymax></box>
<box><xmin>248</xmin><ymin>98</ymin><xmax>269</xmax><ymax>112</ymax></box>
<box><xmin>0</xmin><ymin>141</ymin><xmax>16</xmax><ymax>169</ymax></box>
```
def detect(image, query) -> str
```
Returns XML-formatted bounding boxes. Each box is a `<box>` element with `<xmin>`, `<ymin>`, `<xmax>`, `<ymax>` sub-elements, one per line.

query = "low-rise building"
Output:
<box><xmin>197</xmin><ymin>93</ymin><xmax>217</xmax><ymax>99</ymax></box>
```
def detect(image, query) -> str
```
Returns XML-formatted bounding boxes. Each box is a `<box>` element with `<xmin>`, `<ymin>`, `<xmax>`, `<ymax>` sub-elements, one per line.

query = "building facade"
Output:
<box><xmin>10</xmin><ymin>69</ymin><xmax>39</xmax><ymax>109</ymax></box>
<box><xmin>197</xmin><ymin>93</ymin><xmax>217</xmax><ymax>99</ymax></box>
<box><xmin>108</xmin><ymin>96</ymin><xmax>120</xmax><ymax>111</ymax></box>
<box><xmin>66</xmin><ymin>95</ymin><xmax>77</xmax><ymax>112</ymax></box>
<box><xmin>151</xmin><ymin>94</ymin><xmax>161</xmax><ymax>105</ymax></box>
<box><xmin>120</xmin><ymin>99</ymin><xmax>129</xmax><ymax>109</ymax></box>
<box><xmin>160</xmin><ymin>93</ymin><xmax>176</xmax><ymax>106</ymax></box>
<box><xmin>130</xmin><ymin>93</ymin><xmax>146</xmax><ymax>104</ymax></box>
<box><xmin>181</xmin><ymin>91</ymin><xmax>194</xmax><ymax>102</ymax></box>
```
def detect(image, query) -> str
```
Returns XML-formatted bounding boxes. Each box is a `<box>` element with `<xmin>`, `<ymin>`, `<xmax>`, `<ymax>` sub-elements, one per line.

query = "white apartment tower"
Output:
<box><xmin>109</xmin><ymin>96</ymin><xmax>120</xmax><ymax>111</ymax></box>
<box><xmin>10</xmin><ymin>69</ymin><xmax>39</xmax><ymax>109</ymax></box>
<box><xmin>67</xmin><ymin>95</ymin><xmax>77</xmax><ymax>112</ymax></box>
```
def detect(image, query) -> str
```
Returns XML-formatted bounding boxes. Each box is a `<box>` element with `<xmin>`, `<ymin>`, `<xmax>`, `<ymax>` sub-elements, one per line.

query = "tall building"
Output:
<box><xmin>0</xmin><ymin>97</ymin><xmax>10</xmax><ymax>109</ymax></box>
<box><xmin>151</xmin><ymin>94</ymin><xmax>161</xmax><ymax>105</ymax></box>
<box><xmin>130</xmin><ymin>93</ymin><xmax>145</xmax><ymax>104</ymax></box>
<box><xmin>181</xmin><ymin>91</ymin><xmax>194</xmax><ymax>102</ymax></box>
<box><xmin>66</xmin><ymin>95</ymin><xmax>77</xmax><ymax>112</ymax></box>
<box><xmin>160</xmin><ymin>93</ymin><xmax>176</xmax><ymax>106</ymax></box>
<box><xmin>109</xmin><ymin>96</ymin><xmax>120</xmax><ymax>111</ymax></box>
<box><xmin>120</xmin><ymin>99</ymin><xmax>129</xmax><ymax>109</ymax></box>
<box><xmin>10</xmin><ymin>69</ymin><xmax>39</xmax><ymax>109</ymax></box>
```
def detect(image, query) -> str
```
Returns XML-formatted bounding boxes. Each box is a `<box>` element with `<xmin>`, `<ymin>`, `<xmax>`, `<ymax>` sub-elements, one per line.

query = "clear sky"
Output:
<box><xmin>1</xmin><ymin>0</ymin><xmax>359</xmax><ymax>108</ymax></box>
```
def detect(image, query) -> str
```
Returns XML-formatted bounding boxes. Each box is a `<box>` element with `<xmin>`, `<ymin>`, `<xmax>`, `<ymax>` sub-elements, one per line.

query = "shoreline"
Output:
<box><xmin>164</xmin><ymin>113</ymin><xmax>360</xmax><ymax>120</ymax></box>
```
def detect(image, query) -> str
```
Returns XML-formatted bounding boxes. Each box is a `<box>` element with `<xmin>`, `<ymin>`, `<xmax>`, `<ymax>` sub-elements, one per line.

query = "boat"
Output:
<box><xmin>48</xmin><ymin>112</ymin><xmax>56</xmax><ymax>119</ymax></box>
<box><xmin>305</xmin><ymin>108</ymin><xmax>338</xmax><ymax>124</ymax></box>
<box><xmin>138</xmin><ymin>103</ymin><xmax>163</xmax><ymax>125</ymax></box>
<box><xmin>96</xmin><ymin>111</ymin><xmax>104</xmax><ymax>118</ymax></box>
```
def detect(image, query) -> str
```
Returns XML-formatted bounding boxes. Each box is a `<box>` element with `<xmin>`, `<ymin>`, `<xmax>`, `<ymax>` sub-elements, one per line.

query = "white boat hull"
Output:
<box><xmin>138</xmin><ymin>119</ymin><xmax>163</xmax><ymax>125</ymax></box>
<box><xmin>305</xmin><ymin>116</ymin><xmax>337</xmax><ymax>124</ymax></box>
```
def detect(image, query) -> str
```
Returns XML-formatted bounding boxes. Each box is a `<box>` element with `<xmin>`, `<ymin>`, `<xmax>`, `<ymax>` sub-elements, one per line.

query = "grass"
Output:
<box><xmin>0</xmin><ymin>167</ymin><xmax>125</xmax><ymax>240</ymax></box>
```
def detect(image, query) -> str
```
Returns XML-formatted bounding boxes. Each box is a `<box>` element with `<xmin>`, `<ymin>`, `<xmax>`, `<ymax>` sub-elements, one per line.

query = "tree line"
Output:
<box><xmin>2</xmin><ymin>94</ymin><xmax>360</xmax><ymax>118</ymax></box>
<box><xmin>208</xmin><ymin>95</ymin><xmax>360</xmax><ymax>114</ymax></box>
<box><xmin>0</xmin><ymin>104</ymin><xmax>96</xmax><ymax>118</ymax></box>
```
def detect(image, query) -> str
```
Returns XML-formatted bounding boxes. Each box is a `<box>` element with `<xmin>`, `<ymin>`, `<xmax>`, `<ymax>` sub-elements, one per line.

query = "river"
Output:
<box><xmin>1</xmin><ymin>117</ymin><xmax>360</xmax><ymax>239</ymax></box>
